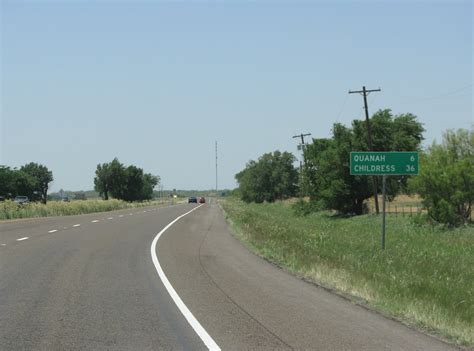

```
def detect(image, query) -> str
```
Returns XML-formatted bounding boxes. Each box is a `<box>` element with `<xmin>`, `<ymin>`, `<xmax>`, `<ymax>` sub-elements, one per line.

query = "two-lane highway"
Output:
<box><xmin>1</xmin><ymin>201</ymin><xmax>457</xmax><ymax>350</ymax></box>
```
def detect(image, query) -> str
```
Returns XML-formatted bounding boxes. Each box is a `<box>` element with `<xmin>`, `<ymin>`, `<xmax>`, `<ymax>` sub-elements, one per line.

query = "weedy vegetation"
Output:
<box><xmin>0</xmin><ymin>199</ymin><xmax>167</xmax><ymax>220</ymax></box>
<box><xmin>222</xmin><ymin>198</ymin><xmax>474</xmax><ymax>347</ymax></box>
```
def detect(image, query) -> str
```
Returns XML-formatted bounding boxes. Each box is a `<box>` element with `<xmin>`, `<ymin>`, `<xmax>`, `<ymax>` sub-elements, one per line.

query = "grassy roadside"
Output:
<box><xmin>0</xmin><ymin>199</ymin><xmax>174</xmax><ymax>220</ymax></box>
<box><xmin>221</xmin><ymin>198</ymin><xmax>474</xmax><ymax>347</ymax></box>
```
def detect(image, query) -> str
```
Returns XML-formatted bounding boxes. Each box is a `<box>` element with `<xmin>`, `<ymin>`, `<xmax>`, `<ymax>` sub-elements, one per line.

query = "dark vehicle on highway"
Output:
<box><xmin>198</xmin><ymin>197</ymin><xmax>205</xmax><ymax>204</ymax></box>
<box><xmin>14</xmin><ymin>196</ymin><xmax>29</xmax><ymax>205</ymax></box>
<box><xmin>188</xmin><ymin>196</ymin><xmax>197</xmax><ymax>203</ymax></box>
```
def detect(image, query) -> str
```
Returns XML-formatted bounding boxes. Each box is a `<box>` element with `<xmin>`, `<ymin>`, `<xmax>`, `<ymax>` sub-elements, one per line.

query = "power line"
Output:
<box><xmin>400</xmin><ymin>84</ymin><xmax>472</xmax><ymax>103</ymax></box>
<box><xmin>335</xmin><ymin>94</ymin><xmax>349</xmax><ymax>122</ymax></box>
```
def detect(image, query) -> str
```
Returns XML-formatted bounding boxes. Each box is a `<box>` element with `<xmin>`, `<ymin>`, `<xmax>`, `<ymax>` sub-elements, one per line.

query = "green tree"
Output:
<box><xmin>142</xmin><ymin>173</ymin><xmax>160</xmax><ymax>200</ymax></box>
<box><xmin>235</xmin><ymin>151</ymin><xmax>298</xmax><ymax>203</ymax></box>
<box><xmin>0</xmin><ymin>166</ymin><xmax>38</xmax><ymax>199</ymax></box>
<box><xmin>409</xmin><ymin>129</ymin><xmax>474</xmax><ymax>225</ymax></box>
<box><xmin>94</xmin><ymin>158</ymin><xmax>159</xmax><ymax>201</ymax></box>
<box><xmin>13</xmin><ymin>171</ymin><xmax>37</xmax><ymax>200</ymax></box>
<box><xmin>108</xmin><ymin>158</ymin><xmax>127</xmax><ymax>200</ymax></box>
<box><xmin>304</xmin><ymin>109</ymin><xmax>424</xmax><ymax>215</ymax></box>
<box><xmin>20</xmin><ymin>162</ymin><xmax>54</xmax><ymax>204</ymax></box>
<box><xmin>0</xmin><ymin>166</ymin><xmax>16</xmax><ymax>198</ymax></box>
<box><xmin>122</xmin><ymin>165</ymin><xmax>144</xmax><ymax>201</ymax></box>
<box><xmin>94</xmin><ymin>162</ymin><xmax>111</xmax><ymax>200</ymax></box>
<box><xmin>94</xmin><ymin>158</ymin><xmax>127</xmax><ymax>200</ymax></box>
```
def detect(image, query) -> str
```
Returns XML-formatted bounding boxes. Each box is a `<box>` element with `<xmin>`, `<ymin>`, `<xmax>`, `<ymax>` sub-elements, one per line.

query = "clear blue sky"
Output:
<box><xmin>1</xmin><ymin>0</ymin><xmax>472</xmax><ymax>192</ymax></box>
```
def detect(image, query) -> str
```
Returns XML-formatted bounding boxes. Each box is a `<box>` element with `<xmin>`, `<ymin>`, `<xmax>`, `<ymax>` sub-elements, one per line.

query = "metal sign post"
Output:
<box><xmin>381</xmin><ymin>175</ymin><xmax>386</xmax><ymax>250</ymax></box>
<box><xmin>350</xmin><ymin>151</ymin><xmax>419</xmax><ymax>250</ymax></box>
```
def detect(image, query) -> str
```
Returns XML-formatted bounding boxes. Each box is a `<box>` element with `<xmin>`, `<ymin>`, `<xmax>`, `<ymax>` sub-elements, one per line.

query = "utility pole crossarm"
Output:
<box><xmin>292</xmin><ymin>133</ymin><xmax>312</xmax><ymax>145</ymax></box>
<box><xmin>348</xmin><ymin>88</ymin><xmax>381</xmax><ymax>94</ymax></box>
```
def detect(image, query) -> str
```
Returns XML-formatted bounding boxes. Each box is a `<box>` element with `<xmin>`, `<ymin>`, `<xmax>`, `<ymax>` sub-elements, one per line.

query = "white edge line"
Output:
<box><xmin>17</xmin><ymin>237</ymin><xmax>29</xmax><ymax>241</ymax></box>
<box><xmin>1</xmin><ymin>243</ymin><xmax>6</xmax><ymax>246</ymax></box>
<box><xmin>150</xmin><ymin>204</ymin><xmax>220</xmax><ymax>351</ymax></box>
<box><xmin>92</xmin><ymin>220</ymin><xmax>99</xmax><ymax>223</ymax></box>
<box><xmin>73</xmin><ymin>224</ymin><xmax>81</xmax><ymax>227</ymax></box>
<box><xmin>48</xmin><ymin>229</ymin><xmax>58</xmax><ymax>233</ymax></box>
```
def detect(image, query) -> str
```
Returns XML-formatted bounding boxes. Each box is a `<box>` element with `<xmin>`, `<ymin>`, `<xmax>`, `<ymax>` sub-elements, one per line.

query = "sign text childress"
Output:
<box><xmin>350</xmin><ymin>152</ymin><xmax>419</xmax><ymax>175</ymax></box>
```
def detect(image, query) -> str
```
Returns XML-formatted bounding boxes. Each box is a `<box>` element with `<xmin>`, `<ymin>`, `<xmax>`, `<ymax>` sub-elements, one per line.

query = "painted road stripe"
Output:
<box><xmin>48</xmin><ymin>229</ymin><xmax>58</xmax><ymax>233</ymax></box>
<box><xmin>1</xmin><ymin>243</ymin><xmax>6</xmax><ymax>246</ymax></box>
<box><xmin>73</xmin><ymin>224</ymin><xmax>81</xmax><ymax>227</ymax></box>
<box><xmin>150</xmin><ymin>204</ymin><xmax>220</xmax><ymax>351</ymax></box>
<box><xmin>92</xmin><ymin>220</ymin><xmax>99</xmax><ymax>223</ymax></box>
<box><xmin>17</xmin><ymin>237</ymin><xmax>29</xmax><ymax>241</ymax></box>
<box><xmin>129</xmin><ymin>213</ymin><xmax>133</xmax><ymax>216</ymax></box>
<box><xmin>108</xmin><ymin>217</ymin><xmax>113</xmax><ymax>220</ymax></box>
<box><xmin>119</xmin><ymin>215</ymin><xmax>124</xmax><ymax>218</ymax></box>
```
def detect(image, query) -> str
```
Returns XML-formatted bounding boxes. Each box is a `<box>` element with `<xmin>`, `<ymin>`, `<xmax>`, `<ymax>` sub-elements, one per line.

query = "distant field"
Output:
<box><xmin>221</xmin><ymin>198</ymin><xmax>474</xmax><ymax>347</ymax></box>
<box><xmin>0</xmin><ymin>199</ymin><xmax>172</xmax><ymax>220</ymax></box>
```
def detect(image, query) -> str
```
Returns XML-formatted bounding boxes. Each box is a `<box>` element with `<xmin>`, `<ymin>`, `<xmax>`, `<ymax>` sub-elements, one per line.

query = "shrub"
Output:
<box><xmin>410</xmin><ymin>129</ymin><xmax>473</xmax><ymax>226</ymax></box>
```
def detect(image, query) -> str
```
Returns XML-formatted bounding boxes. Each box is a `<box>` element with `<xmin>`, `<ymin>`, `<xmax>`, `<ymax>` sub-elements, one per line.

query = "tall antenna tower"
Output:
<box><xmin>215</xmin><ymin>140</ymin><xmax>218</xmax><ymax>195</ymax></box>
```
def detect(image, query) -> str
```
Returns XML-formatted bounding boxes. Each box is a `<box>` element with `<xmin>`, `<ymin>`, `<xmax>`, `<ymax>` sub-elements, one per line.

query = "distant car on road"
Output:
<box><xmin>198</xmin><ymin>197</ymin><xmax>206</xmax><ymax>204</ymax></box>
<box><xmin>14</xmin><ymin>196</ymin><xmax>29</xmax><ymax>205</ymax></box>
<box><xmin>188</xmin><ymin>196</ymin><xmax>197</xmax><ymax>203</ymax></box>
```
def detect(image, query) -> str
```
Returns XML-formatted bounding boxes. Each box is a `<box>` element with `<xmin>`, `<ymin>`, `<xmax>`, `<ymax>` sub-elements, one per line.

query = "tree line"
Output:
<box><xmin>94</xmin><ymin>158</ymin><xmax>159</xmax><ymax>201</ymax></box>
<box><xmin>235</xmin><ymin>109</ymin><xmax>473</xmax><ymax>226</ymax></box>
<box><xmin>0</xmin><ymin>163</ymin><xmax>54</xmax><ymax>204</ymax></box>
<box><xmin>0</xmin><ymin>158</ymin><xmax>160</xmax><ymax>204</ymax></box>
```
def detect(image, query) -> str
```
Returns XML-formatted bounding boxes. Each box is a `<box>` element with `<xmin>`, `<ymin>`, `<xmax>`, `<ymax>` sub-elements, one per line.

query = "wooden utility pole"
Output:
<box><xmin>349</xmin><ymin>86</ymin><xmax>381</xmax><ymax>214</ymax></box>
<box><xmin>293</xmin><ymin>133</ymin><xmax>312</xmax><ymax>197</ymax></box>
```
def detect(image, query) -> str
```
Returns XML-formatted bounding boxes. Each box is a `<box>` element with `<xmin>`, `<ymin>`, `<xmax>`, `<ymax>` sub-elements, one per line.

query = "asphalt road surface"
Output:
<box><xmin>0</xmin><ymin>201</ymin><xmax>457</xmax><ymax>350</ymax></box>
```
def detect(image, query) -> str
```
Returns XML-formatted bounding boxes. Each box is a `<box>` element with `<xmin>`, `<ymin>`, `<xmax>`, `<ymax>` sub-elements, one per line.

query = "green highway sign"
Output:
<box><xmin>350</xmin><ymin>151</ymin><xmax>419</xmax><ymax>175</ymax></box>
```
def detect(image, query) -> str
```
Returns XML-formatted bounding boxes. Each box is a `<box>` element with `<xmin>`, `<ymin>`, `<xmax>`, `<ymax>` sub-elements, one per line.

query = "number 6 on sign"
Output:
<box><xmin>410</xmin><ymin>156</ymin><xmax>415</xmax><ymax>162</ymax></box>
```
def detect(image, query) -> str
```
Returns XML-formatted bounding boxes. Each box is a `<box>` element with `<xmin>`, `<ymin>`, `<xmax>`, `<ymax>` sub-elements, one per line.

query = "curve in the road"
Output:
<box><xmin>150</xmin><ymin>204</ymin><xmax>221</xmax><ymax>351</ymax></box>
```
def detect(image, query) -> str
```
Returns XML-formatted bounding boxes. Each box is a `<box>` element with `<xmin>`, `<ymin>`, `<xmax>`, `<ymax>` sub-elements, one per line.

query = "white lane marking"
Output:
<box><xmin>129</xmin><ymin>213</ymin><xmax>133</xmax><ymax>216</ymax></box>
<box><xmin>119</xmin><ymin>215</ymin><xmax>124</xmax><ymax>218</ymax></box>
<box><xmin>73</xmin><ymin>224</ymin><xmax>81</xmax><ymax>227</ymax></box>
<box><xmin>1</xmin><ymin>243</ymin><xmax>6</xmax><ymax>246</ymax></box>
<box><xmin>48</xmin><ymin>229</ymin><xmax>58</xmax><ymax>233</ymax></box>
<box><xmin>17</xmin><ymin>237</ymin><xmax>29</xmax><ymax>241</ymax></box>
<box><xmin>143</xmin><ymin>210</ymin><xmax>147</xmax><ymax>213</ymax></box>
<box><xmin>108</xmin><ymin>217</ymin><xmax>113</xmax><ymax>220</ymax></box>
<box><xmin>91</xmin><ymin>220</ymin><xmax>99</xmax><ymax>223</ymax></box>
<box><xmin>150</xmin><ymin>204</ymin><xmax>220</xmax><ymax>351</ymax></box>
